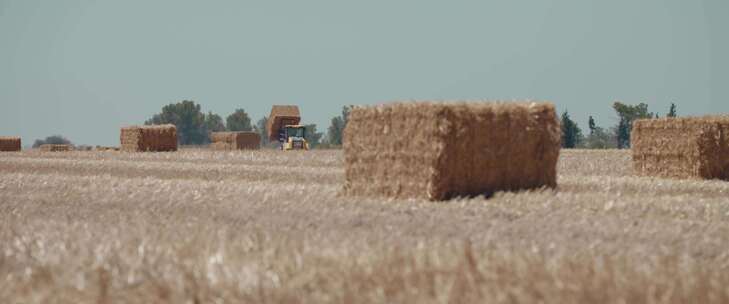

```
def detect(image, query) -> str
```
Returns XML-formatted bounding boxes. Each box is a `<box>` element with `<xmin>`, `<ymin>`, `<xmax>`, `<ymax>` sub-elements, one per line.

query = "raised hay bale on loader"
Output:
<box><xmin>632</xmin><ymin>116</ymin><xmax>729</xmax><ymax>180</ymax></box>
<box><xmin>209</xmin><ymin>131</ymin><xmax>261</xmax><ymax>150</ymax></box>
<box><xmin>266</xmin><ymin>105</ymin><xmax>301</xmax><ymax>142</ymax></box>
<box><xmin>120</xmin><ymin>124</ymin><xmax>177</xmax><ymax>152</ymax></box>
<box><xmin>0</xmin><ymin>137</ymin><xmax>21</xmax><ymax>152</ymax></box>
<box><xmin>343</xmin><ymin>101</ymin><xmax>561</xmax><ymax>201</ymax></box>
<box><xmin>39</xmin><ymin>144</ymin><xmax>72</xmax><ymax>152</ymax></box>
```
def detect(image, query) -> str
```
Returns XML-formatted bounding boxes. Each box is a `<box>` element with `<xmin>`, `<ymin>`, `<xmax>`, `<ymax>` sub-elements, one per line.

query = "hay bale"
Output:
<box><xmin>267</xmin><ymin>105</ymin><xmax>301</xmax><ymax>142</ymax></box>
<box><xmin>632</xmin><ymin>116</ymin><xmax>729</xmax><ymax>180</ymax></box>
<box><xmin>343</xmin><ymin>101</ymin><xmax>561</xmax><ymax>201</ymax></box>
<box><xmin>95</xmin><ymin>146</ymin><xmax>120</xmax><ymax>151</ymax></box>
<box><xmin>0</xmin><ymin>137</ymin><xmax>21</xmax><ymax>152</ymax></box>
<box><xmin>209</xmin><ymin>131</ymin><xmax>261</xmax><ymax>150</ymax></box>
<box><xmin>39</xmin><ymin>144</ymin><xmax>72</xmax><ymax>152</ymax></box>
<box><xmin>120</xmin><ymin>125</ymin><xmax>177</xmax><ymax>152</ymax></box>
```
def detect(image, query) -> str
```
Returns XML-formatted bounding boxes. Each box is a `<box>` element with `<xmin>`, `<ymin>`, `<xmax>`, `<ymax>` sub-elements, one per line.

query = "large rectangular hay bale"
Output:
<box><xmin>120</xmin><ymin>124</ymin><xmax>177</xmax><ymax>152</ymax></box>
<box><xmin>39</xmin><ymin>144</ymin><xmax>72</xmax><ymax>152</ymax></box>
<box><xmin>632</xmin><ymin>116</ymin><xmax>729</xmax><ymax>180</ymax></box>
<box><xmin>343</xmin><ymin>101</ymin><xmax>561</xmax><ymax>201</ymax></box>
<box><xmin>209</xmin><ymin>131</ymin><xmax>261</xmax><ymax>150</ymax></box>
<box><xmin>0</xmin><ymin>137</ymin><xmax>21</xmax><ymax>152</ymax></box>
<box><xmin>266</xmin><ymin>105</ymin><xmax>301</xmax><ymax>142</ymax></box>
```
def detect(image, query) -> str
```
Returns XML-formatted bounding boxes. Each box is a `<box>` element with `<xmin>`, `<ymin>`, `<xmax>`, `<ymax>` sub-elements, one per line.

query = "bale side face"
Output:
<box><xmin>0</xmin><ymin>137</ymin><xmax>21</xmax><ymax>152</ymax></box>
<box><xmin>210</xmin><ymin>132</ymin><xmax>261</xmax><ymax>150</ymax></box>
<box><xmin>39</xmin><ymin>144</ymin><xmax>72</xmax><ymax>152</ymax></box>
<box><xmin>120</xmin><ymin>125</ymin><xmax>177</xmax><ymax>152</ymax></box>
<box><xmin>343</xmin><ymin>102</ymin><xmax>561</xmax><ymax>201</ymax></box>
<box><xmin>632</xmin><ymin>117</ymin><xmax>729</xmax><ymax>180</ymax></box>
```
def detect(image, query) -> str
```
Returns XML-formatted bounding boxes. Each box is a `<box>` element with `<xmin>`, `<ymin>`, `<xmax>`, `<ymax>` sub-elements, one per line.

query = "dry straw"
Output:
<box><xmin>209</xmin><ymin>131</ymin><xmax>261</xmax><ymax>150</ymax></box>
<box><xmin>343</xmin><ymin>101</ymin><xmax>561</xmax><ymax>201</ymax></box>
<box><xmin>267</xmin><ymin>105</ymin><xmax>301</xmax><ymax>142</ymax></box>
<box><xmin>120</xmin><ymin>125</ymin><xmax>177</xmax><ymax>152</ymax></box>
<box><xmin>39</xmin><ymin>144</ymin><xmax>72</xmax><ymax>152</ymax></box>
<box><xmin>632</xmin><ymin>116</ymin><xmax>729</xmax><ymax>180</ymax></box>
<box><xmin>0</xmin><ymin>136</ymin><xmax>21</xmax><ymax>152</ymax></box>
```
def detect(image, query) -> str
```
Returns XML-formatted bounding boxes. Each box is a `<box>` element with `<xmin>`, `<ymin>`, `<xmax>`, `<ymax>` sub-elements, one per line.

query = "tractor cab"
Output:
<box><xmin>281</xmin><ymin>125</ymin><xmax>309</xmax><ymax>150</ymax></box>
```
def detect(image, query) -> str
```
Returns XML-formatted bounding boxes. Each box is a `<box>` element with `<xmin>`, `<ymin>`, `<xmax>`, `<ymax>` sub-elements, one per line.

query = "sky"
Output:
<box><xmin>1</xmin><ymin>0</ymin><xmax>727</xmax><ymax>146</ymax></box>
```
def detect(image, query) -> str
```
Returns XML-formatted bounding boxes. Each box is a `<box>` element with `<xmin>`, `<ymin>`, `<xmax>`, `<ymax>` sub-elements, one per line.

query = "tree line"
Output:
<box><xmin>30</xmin><ymin>100</ymin><xmax>678</xmax><ymax>149</ymax></box>
<box><xmin>561</xmin><ymin>102</ymin><xmax>678</xmax><ymax>149</ymax></box>
<box><xmin>142</xmin><ymin>100</ymin><xmax>352</xmax><ymax>148</ymax></box>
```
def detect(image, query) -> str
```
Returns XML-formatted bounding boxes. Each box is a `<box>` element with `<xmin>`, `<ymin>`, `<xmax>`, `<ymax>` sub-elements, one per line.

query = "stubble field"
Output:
<box><xmin>1</xmin><ymin>149</ymin><xmax>729</xmax><ymax>303</ymax></box>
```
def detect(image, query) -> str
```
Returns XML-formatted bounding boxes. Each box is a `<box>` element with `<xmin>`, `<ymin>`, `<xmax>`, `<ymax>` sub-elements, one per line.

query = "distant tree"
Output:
<box><xmin>612</xmin><ymin>101</ymin><xmax>654</xmax><ymax>149</ymax></box>
<box><xmin>253</xmin><ymin>116</ymin><xmax>270</xmax><ymax>145</ymax></box>
<box><xmin>588</xmin><ymin>116</ymin><xmax>596</xmax><ymax>135</ymax></box>
<box><xmin>667</xmin><ymin>103</ymin><xmax>677</xmax><ymax>118</ymax></box>
<box><xmin>145</xmin><ymin>100</ymin><xmax>207</xmax><ymax>145</ymax></box>
<box><xmin>561</xmin><ymin>111</ymin><xmax>583</xmax><ymax>148</ymax></box>
<box><xmin>226</xmin><ymin>109</ymin><xmax>252</xmax><ymax>131</ymax></box>
<box><xmin>327</xmin><ymin>116</ymin><xmax>344</xmax><ymax>145</ymax></box>
<box><xmin>204</xmin><ymin>112</ymin><xmax>226</xmax><ymax>133</ymax></box>
<box><xmin>304</xmin><ymin>124</ymin><xmax>324</xmax><ymax>148</ymax></box>
<box><xmin>33</xmin><ymin>135</ymin><xmax>72</xmax><ymax>148</ymax></box>
<box><xmin>326</xmin><ymin>105</ymin><xmax>353</xmax><ymax>146</ymax></box>
<box><xmin>584</xmin><ymin>126</ymin><xmax>616</xmax><ymax>149</ymax></box>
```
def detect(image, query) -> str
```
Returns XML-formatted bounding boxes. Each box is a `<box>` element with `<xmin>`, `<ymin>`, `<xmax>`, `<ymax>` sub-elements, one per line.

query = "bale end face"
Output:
<box><xmin>0</xmin><ymin>137</ymin><xmax>21</xmax><ymax>152</ymax></box>
<box><xmin>343</xmin><ymin>101</ymin><xmax>561</xmax><ymax>201</ymax></box>
<box><xmin>631</xmin><ymin>117</ymin><xmax>729</xmax><ymax>180</ymax></box>
<box><xmin>120</xmin><ymin>125</ymin><xmax>178</xmax><ymax>152</ymax></box>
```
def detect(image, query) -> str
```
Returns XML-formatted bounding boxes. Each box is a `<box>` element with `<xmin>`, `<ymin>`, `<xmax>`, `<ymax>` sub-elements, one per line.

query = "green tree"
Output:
<box><xmin>204</xmin><ymin>112</ymin><xmax>226</xmax><ymax>133</ymax></box>
<box><xmin>612</xmin><ymin>101</ymin><xmax>654</xmax><ymax>149</ymax></box>
<box><xmin>253</xmin><ymin>116</ymin><xmax>270</xmax><ymax>145</ymax></box>
<box><xmin>326</xmin><ymin>105</ymin><xmax>353</xmax><ymax>146</ymax></box>
<box><xmin>304</xmin><ymin>124</ymin><xmax>324</xmax><ymax>148</ymax></box>
<box><xmin>145</xmin><ymin>100</ymin><xmax>207</xmax><ymax>145</ymax></box>
<box><xmin>561</xmin><ymin>111</ymin><xmax>583</xmax><ymax>148</ymax></box>
<box><xmin>33</xmin><ymin>135</ymin><xmax>72</xmax><ymax>148</ymax></box>
<box><xmin>226</xmin><ymin>109</ymin><xmax>252</xmax><ymax>131</ymax></box>
<box><xmin>667</xmin><ymin>103</ymin><xmax>677</xmax><ymax>118</ymax></box>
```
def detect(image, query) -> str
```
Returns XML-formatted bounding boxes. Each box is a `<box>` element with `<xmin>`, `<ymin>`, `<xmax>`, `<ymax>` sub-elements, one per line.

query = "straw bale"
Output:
<box><xmin>632</xmin><ymin>116</ymin><xmax>729</xmax><ymax>180</ymax></box>
<box><xmin>39</xmin><ymin>144</ymin><xmax>72</xmax><ymax>152</ymax></box>
<box><xmin>120</xmin><ymin>124</ymin><xmax>177</xmax><ymax>152</ymax></box>
<box><xmin>343</xmin><ymin>101</ymin><xmax>561</xmax><ymax>201</ymax></box>
<box><xmin>209</xmin><ymin>131</ymin><xmax>261</xmax><ymax>150</ymax></box>
<box><xmin>0</xmin><ymin>136</ymin><xmax>21</xmax><ymax>152</ymax></box>
<box><xmin>267</xmin><ymin>105</ymin><xmax>301</xmax><ymax>141</ymax></box>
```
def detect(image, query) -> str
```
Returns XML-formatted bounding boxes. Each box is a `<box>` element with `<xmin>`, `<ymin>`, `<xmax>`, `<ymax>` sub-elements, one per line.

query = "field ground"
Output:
<box><xmin>1</xmin><ymin>149</ymin><xmax>729</xmax><ymax>303</ymax></box>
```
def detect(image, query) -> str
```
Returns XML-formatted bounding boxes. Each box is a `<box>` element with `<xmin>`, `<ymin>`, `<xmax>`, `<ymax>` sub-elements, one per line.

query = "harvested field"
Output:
<box><xmin>2</xmin><ymin>149</ymin><xmax>729</xmax><ymax>303</ymax></box>
<box><xmin>0</xmin><ymin>136</ymin><xmax>21</xmax><ymax>151</ymax></box>
<box><xmin>344</xmin><ymin>102</ymin><xmax>561</xmax><ymax>200</ymax></box>
<box><xmin>210</xmin><ymin>131</ymin><xmax>261</xmax><ymax>150</ymax></box>
<box><xmin>632</xmin><ymin>116</ymin><xmax>729</xmax><ymax>180</ymax></box>
<box><xmin>38</xmin><ymin>144</ymin><xmax>73</xmax><ymax>152</ymax></box>
<box><xmin>120</xmin><ymin>124</ymin><xmax>177</xmax><ymax>152</ymax></box>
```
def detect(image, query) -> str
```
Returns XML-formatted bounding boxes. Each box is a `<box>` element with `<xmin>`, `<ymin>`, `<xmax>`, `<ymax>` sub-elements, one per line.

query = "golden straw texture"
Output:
<box><xmin>632</xmin><ymin>116</ymin><xmax>729</xmax><ymax>180</ymax></box>
<box><xmin>266</xmin><ymin>105</ymin><xmax>301</xmax><ymax>142</ymax></box>
<box><xmin>120</xmin><ymin>125</ymin><xmax>177</xmax><ymax>152</ymax></box>
<box><xmin>210</xmin><ymin>132</ymin><xmax>261</xmax><ymax>150</ymax></box>
<box><xmin>343</xmin><ymin>101</ymin><xmax>561</xmax><ymax>200</ymax></box>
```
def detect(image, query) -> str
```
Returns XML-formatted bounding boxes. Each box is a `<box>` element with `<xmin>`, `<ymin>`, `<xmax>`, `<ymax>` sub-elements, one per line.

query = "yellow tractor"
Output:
<box><xmin>267</xmin><ymin>105</ymin><xmax>309</xmax><ymax>151</ymax></box>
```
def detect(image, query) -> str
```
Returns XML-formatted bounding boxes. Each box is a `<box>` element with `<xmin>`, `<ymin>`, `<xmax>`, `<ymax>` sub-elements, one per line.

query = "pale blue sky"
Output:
<box><xmin>1</xmin><ymin>0</ymin><xmax>727</xmax><ymax>146</ymax></box>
